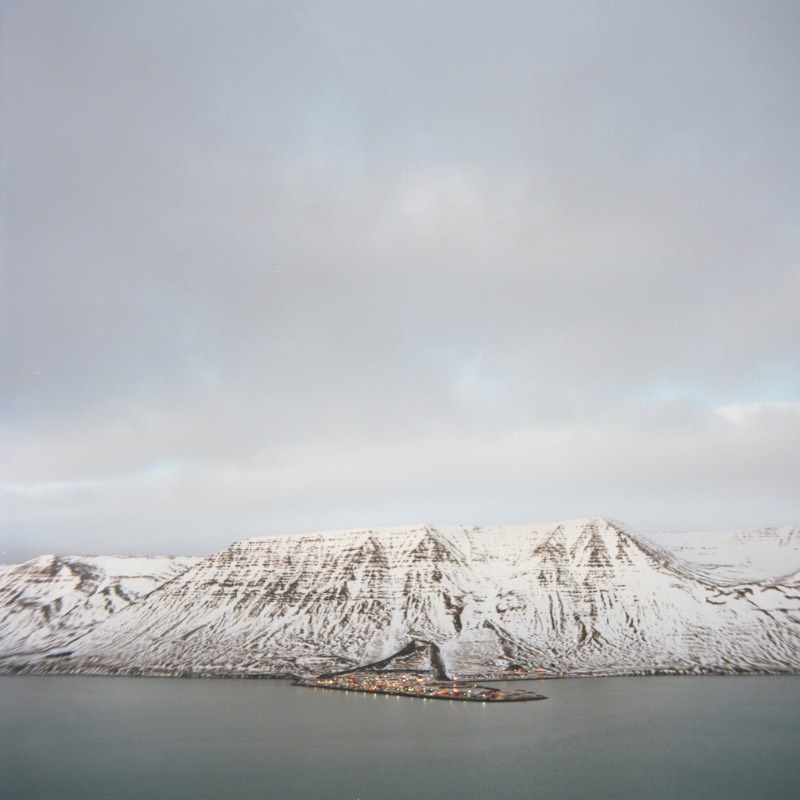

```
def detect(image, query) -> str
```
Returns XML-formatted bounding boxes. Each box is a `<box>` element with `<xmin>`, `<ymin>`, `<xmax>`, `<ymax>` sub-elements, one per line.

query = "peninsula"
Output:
<box><xmin>295</xmin><ymin>670</ymin><xmax>545</xmax><ymax>702</ymax></box>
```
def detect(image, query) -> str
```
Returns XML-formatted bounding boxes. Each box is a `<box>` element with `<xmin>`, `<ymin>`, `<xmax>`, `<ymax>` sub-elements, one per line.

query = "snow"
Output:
<box><xmin>647</xmin><ymin>525</ymin><xmax>800</xmax><ymax>581</ymax></box>
<box><xmin>0</xmin><ymin>554</ymin><xmax>200</xmax><ymax>661</ymax></box>
<box><xmin>1</xmin><ymin>519</ymin><xmax>798</xmax><ymax>679</ymax></box>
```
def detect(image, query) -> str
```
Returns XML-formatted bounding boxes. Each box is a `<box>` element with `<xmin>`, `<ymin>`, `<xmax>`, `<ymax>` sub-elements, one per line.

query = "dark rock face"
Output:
<box><xmin>1</xmin><ymin>519</ymin><xmax>799</xmax><ymax>678</ymax></box>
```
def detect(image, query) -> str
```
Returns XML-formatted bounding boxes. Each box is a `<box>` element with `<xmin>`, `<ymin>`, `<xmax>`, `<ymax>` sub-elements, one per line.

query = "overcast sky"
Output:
<box><xmin>1</xmin><ymin>1</ymin><xmax>799</xmax><ymax>561</ymax></box>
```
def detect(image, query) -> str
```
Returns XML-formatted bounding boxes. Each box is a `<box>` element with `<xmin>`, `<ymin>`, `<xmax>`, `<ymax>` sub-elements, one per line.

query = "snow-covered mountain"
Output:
<box><xmin>647</xmin><ymin>525</ymin><xmax>800</xmax><ymax>581</ymax></box>
<box><xmin>0</xmin><ymin>554</ymin><xmax>199</xmax><ymax>667</ymax></box>
<box><xmin>1</xmin><ymin>519</ymin><xmax>798</xmax><ymax>678</ymax></box>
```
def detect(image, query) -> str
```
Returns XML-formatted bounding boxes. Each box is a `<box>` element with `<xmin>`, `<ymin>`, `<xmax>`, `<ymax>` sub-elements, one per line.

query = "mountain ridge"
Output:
<box><xmin>1</xmin><ymin>518</ymin><xmax>798</xmax><ymax>679</ymax></box>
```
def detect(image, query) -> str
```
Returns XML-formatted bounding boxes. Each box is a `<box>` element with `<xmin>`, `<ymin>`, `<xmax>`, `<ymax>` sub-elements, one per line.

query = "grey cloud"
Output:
<box><xmin>2</xmin><ymin>1</ymin><xmax>799</xmax><ymax>560</ymax></box>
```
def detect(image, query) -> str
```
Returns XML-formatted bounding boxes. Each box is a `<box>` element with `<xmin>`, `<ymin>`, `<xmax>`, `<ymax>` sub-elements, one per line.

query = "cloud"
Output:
<box><xmin>717</xmin><ymin>401</ymin><xmax>800</xmax><ymax>425</ymax></box>
<box><xmin>2</xmin><ymin>1</ymin><xmax>799</xmax><ymax>560</ymax></box>
<box><xmin>3</xmin><ymin>397</ymin><xmax>798</xmax><ymax>561</ymax></box>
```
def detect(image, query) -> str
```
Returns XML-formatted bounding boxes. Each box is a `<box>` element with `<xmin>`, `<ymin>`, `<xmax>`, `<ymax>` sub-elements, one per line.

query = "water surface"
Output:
<box><xmin>1</xmin><ymin>674</ymin><xmax>797</xmax><ymax>799</ymax></box>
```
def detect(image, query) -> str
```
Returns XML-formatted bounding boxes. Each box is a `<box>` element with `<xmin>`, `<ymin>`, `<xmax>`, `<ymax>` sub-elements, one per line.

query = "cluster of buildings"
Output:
<box><xmin>296</xmin><ymin>670</ymin><xmax>544</xmax><ymax>702</ymax></box>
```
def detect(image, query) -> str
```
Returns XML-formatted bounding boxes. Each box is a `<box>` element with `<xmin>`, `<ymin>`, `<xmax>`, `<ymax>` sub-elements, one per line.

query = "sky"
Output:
<box><xmin>1</xmin><ymin>0</ymin><xmax>799</xmax><ymax>562</ymax></box>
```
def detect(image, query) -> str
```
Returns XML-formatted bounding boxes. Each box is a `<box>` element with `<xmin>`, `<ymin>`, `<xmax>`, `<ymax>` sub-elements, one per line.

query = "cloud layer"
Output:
<box><xmin>2</xmin><ymin>1</ymin><xmax>799</xmax><ymax>560</ymax></box>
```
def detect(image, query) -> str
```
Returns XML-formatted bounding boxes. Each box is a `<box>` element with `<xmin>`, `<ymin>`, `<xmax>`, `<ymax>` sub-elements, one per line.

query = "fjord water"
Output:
<box><xmin>1</xmin><ymin>675</ymin><xmax>797</xmax><ymax>800</ymax></box>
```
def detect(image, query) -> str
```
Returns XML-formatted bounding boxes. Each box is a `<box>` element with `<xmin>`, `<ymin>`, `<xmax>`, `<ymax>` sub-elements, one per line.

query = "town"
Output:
<box><xmin>294</xmin><ymin>671</ymin><xmax>546</xmax><ymax>702</ymax></box>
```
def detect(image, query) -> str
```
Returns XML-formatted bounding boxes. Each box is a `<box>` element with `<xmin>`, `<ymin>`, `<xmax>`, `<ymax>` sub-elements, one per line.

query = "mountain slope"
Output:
<box><xmin>648</xmin><ymin>525</ymin><xmax>800</xmax><ymax>581</ymax></box>
<box><xmin>0</xmin><ymin>554</ymin><xmax>199</xmax><ymax>666</ymax></box>
<box><xmin>4</xmin><ymin>518</ymin><xmax>796</xmax><ymax>679</ymax></box>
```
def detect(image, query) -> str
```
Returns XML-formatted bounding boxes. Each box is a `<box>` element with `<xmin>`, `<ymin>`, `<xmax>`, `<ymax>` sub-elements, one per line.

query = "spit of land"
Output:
<box><xmin>294</xmin><ymin>671</ymin><xmax>546</xmax><ymax>702</ymax></box>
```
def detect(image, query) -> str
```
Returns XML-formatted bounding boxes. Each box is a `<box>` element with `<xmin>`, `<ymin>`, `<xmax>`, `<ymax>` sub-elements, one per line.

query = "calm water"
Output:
<box><xmin>1</xmin><ymin>674</ymin><xmax>798</xmax><ymax>799</ymax></box>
